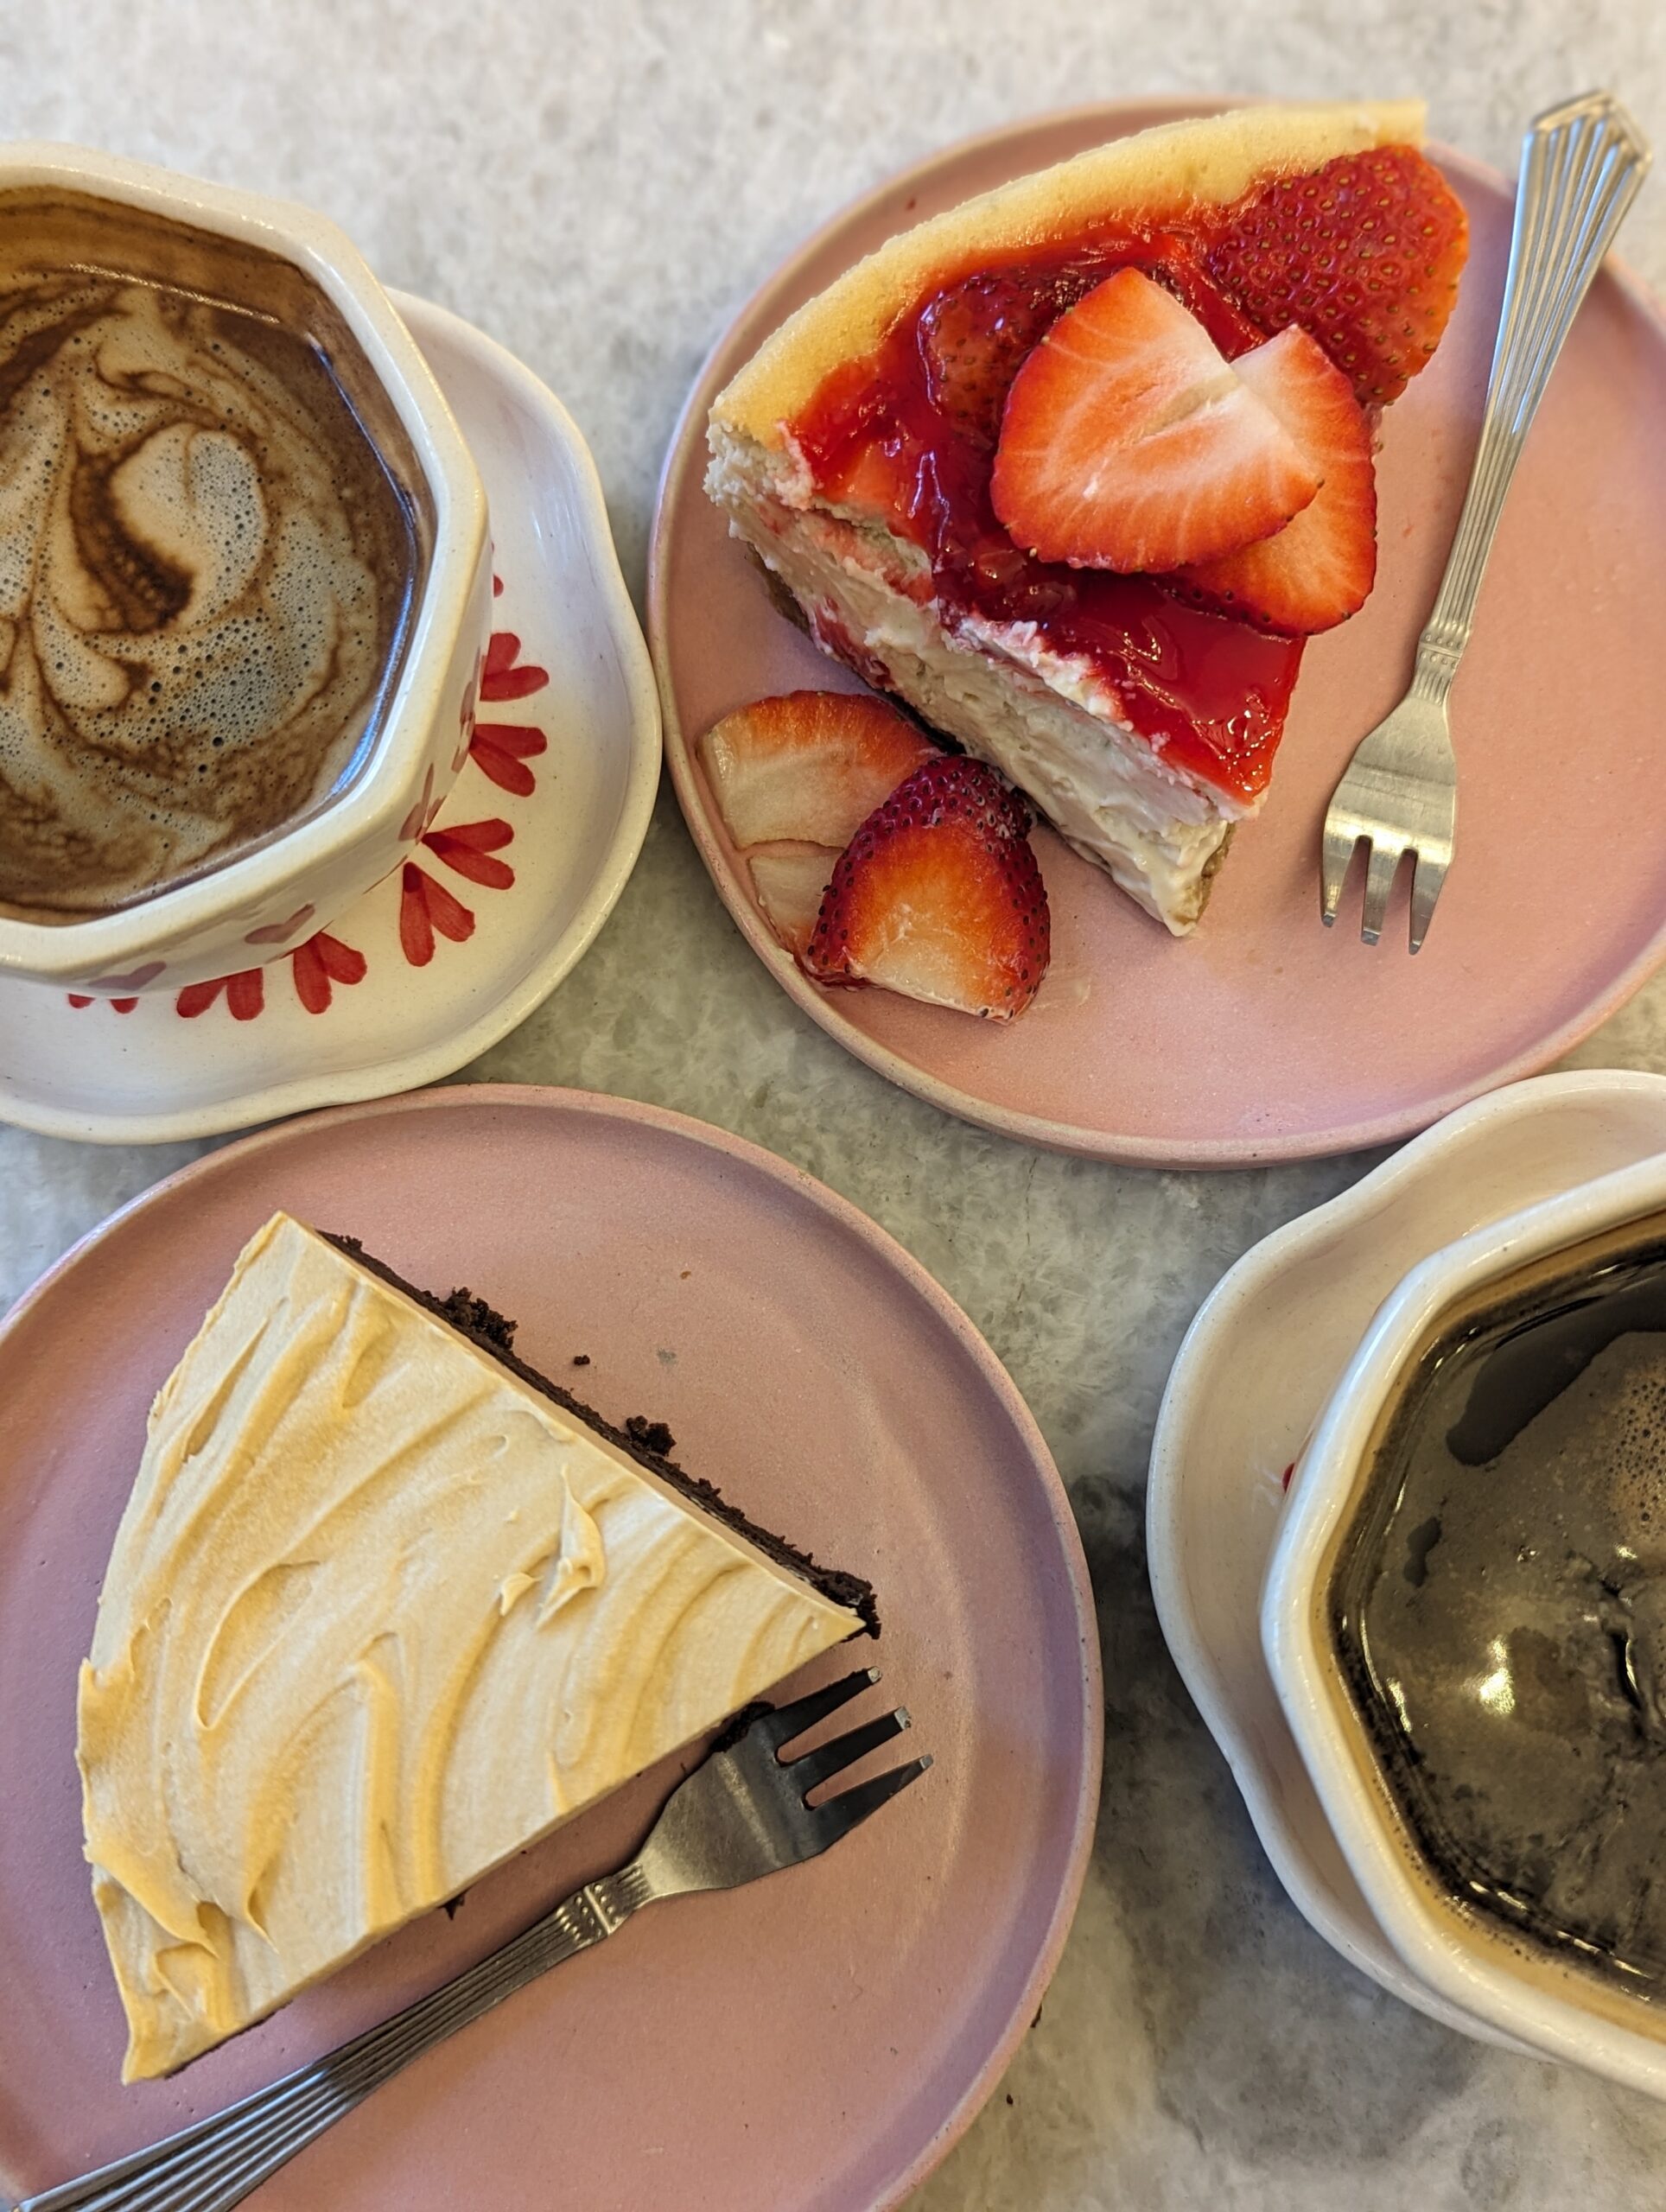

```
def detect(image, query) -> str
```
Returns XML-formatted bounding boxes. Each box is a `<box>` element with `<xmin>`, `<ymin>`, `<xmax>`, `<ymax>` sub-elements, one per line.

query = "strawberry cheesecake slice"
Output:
<box><xmin>706</xmin><ymin>102</ymin><xmax>1467</xmax><ymax>931</ymax></box>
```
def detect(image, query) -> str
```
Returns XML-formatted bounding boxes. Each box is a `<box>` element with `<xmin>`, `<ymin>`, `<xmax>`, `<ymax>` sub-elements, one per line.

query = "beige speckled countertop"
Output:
<box><xmin>3</xmin><ymin>3</ymin><xmax>1666</xmax><ymax>2205</ymax></box>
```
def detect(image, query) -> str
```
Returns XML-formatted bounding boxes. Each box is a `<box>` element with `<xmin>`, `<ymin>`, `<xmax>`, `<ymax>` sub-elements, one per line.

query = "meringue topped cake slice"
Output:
<box><xmin>706</xmin><ymin>102</ymin><xmax>1468</xmax><ymax>931</ymax></box>
<box><xmin>77</xmin><ymin>1213</ymin><xmax>873</xmax><ymax>2081</ymax></box>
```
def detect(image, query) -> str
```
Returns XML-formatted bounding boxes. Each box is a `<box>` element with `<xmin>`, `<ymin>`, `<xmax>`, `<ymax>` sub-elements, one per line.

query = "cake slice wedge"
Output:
<box><xmin>706</xmin><ymin>102</ymin><xmax>1468</xmax><ymax>931</ymax></box>
<box><xmin>77</xmin><ymin>1213</ymin><xmax>874</xmax><ymax>2081</ymax></box>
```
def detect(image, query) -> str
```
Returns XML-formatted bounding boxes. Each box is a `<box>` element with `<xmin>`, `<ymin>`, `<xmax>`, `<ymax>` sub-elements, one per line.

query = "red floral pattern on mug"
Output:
<box><xmin>244</xmin><ymin>904</ymin><xmax>316</xmax><ymax>947</ymax></box>
<box><xmin>84</xmin><ymin>961</ymin><xmax>166</xmax><ymax>993</ymax></box>
<box><xmin>398</xmin><ymin>763</ymin><xmax>445</xmax><ymax>844</ymax></box>
<box><xmin>451</xmin><ymin>650</ymin><xmax>486</xmax><ymax>772</ymax></box>
<box><xmin>62</xmin><ymin>606</ymin><xmax>545</xmax><ymax>1023</ymax></box>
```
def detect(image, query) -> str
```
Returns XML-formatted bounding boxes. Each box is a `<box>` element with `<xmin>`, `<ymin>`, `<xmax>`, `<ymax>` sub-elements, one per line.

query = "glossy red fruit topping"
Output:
<box><xmin>989</xmin><ymin>269</ymin><xmax>1320</xmax><ymax>574</ymax></box>
<box><xmin>792</xmin><ymin>245</ymin><xmax>1304</xmax><ymax>804</ymax></box>
<box><xmin>806</xmin><ymin>756</ymin><xmax>1050</xmax><ymax>1020</ymax></box>
<box><xmin>919</xmin><ymin>269</ymin><xmax>1102</xmax><ymax>448</ymax></box>
<box><xmin>1206</xmin><ymin>145</ymin><xmax>1469</xmax><ymax>406</ymax></box>
<box><xmin>699</xmin><ymin>690</ymin><xmax>938</xmax><ymax>849</ymax></box>
<box><xmin>1175</xmin><ymin>326</ymin><xmax>1377</xmax><ymax>635</ymax></box>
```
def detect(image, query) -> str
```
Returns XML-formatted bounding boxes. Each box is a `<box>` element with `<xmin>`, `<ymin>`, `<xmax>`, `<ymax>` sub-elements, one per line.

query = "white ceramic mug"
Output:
<box><xmin>1262</xmin><ymin>1147</ymin><xmax>1666</xmax><ymax>2098</ymax></box>
<box><xmin>0</xmin><ymin>143</ymin><xmax>490</xmax><ymax>995</ymax></box>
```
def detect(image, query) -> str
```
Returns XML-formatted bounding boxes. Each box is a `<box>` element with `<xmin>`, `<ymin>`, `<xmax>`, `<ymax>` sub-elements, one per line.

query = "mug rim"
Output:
<box><xmin>0</xmin><ymin>140</ymin><xmax>488</xmax><ymax>982</ymax></box>
<box><xmin>1262</xmin><ymin>1146</ymin><xmax>1666</xmax><ymax>2094</ymax></box>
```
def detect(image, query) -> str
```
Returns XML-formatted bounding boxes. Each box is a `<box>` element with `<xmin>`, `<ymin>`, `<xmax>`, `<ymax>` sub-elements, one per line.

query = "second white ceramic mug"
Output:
<box><xmin>1263</xmin><ymin>1146</ymin><xmax>1666</xmax><ymax>2100</ymax></box>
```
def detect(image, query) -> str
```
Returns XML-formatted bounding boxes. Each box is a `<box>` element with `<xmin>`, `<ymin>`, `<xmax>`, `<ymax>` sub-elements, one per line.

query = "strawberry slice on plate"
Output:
<box><xmin>989</xmin><ymin>267</ymin><xmax>1321</xmax><ymax>573</ymax></box>
<box><xmin>1206</xmin><ymin>144</ymin><xmax>1469</xmax><ymax>406</ymax></box>
<box><xmin>1173</xmin><ymin>325</ymin><xmax>1377</xmax><ymax>635</ymax></box>
<box><xmin>807</xmin><ymin>756</ymin><xmax>1050</xmax><ymax>1020</ymax></box>
<box><xmin>699</xmin><ymin>690</ymin><xmax>938</xmax><ymax>849</ymax></box>
<box><xmin>747</xmin><ymin>843</ymin><xmax>837</xmax><ymax>957</ymax></box>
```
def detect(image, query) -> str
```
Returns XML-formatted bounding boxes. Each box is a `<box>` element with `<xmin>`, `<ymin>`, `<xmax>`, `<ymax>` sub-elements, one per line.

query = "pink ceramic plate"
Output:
<box><xmin>0</xmin><ymin>1086</ymin><xmax>1099</xmax><ymax>2212</ymax></box>
<box><xmin>651</xmin><ymin>101</ymin><xmax>1666</xmax><ymax>1166</ymax></box>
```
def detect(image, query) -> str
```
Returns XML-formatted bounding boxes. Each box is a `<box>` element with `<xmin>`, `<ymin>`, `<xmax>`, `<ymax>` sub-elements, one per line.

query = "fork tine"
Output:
<box><xmin>1408</xmin><ymin>847</ymin><xmax>1447</xmax><ymax>954</ymax></box>
<box><xmin>1358</xmin><ymin>840</ymin><xmax>1404</xmax><ymax>946</ymax></box>
<box><xmin>812</xmin><ymin>1753</ymin><xmax>933</xmax><ymax>1840</ymax></box>
<box><xmin>1320</xmin><ymin>819</ymin><xmax>1361</xmax><ymax>926</ymax></box>
<box><xmin>791</xmin><ymin>1707</ymin><xmax>911</xmax><ymax>1792</ymax></box>
<box><xmin>763</xmin><ymin>1665</ymin><xmax>881</xmax><ymax>1749</ymax></box>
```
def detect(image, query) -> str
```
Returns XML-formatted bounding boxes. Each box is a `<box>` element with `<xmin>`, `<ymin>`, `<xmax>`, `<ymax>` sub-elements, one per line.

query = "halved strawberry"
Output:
<box><xmin>747</xmin><ymin>842</ymin><xmax>836</xmax><ymax>958</ymax></box>
<box><xmin>919</xmin><ymin>269</ymin><xmax>1099</xmax><ymax>448</ymax></box>
<box><xmin>1173</xmin><ymin>326</ymin><xmax>1377</xmax><ymax>635</ymax></box>
<box><xmin>1206</xmin><ymin>145</ymin><xmax>1469</xmax><ymax>407</ymax></box>
<box><xmin>806</xmin><ymin>756</ymin><xmax>1049</xmax><ymax>1020</ymax></box>
<box><xmin>990</xmin><ymin>268</ymin><xmax>1322</xmax><ymax>574</ymax></box>
<box><xmin>699</xmin><ymin>691</ymin><xmax>938</xmax><ymax>850</ymax></box>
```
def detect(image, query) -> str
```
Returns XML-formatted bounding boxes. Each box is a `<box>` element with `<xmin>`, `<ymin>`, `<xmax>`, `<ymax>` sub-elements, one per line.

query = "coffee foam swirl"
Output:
<box><xmin>0</xmin><ymin>271</ymin><xmax>416</xmax><ymax>914</ymax></box>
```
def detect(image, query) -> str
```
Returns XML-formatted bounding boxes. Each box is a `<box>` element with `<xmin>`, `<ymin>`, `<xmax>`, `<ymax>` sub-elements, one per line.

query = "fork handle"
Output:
<box><xmin>15</xmin><ymin>1865</ymin><xmax>652</xmax><ymax>2212</ymax></box>
<box><xmin>1414</xmin><ymin>91</ymin><xmax>1650</xmax><ymax>701</ymax></box>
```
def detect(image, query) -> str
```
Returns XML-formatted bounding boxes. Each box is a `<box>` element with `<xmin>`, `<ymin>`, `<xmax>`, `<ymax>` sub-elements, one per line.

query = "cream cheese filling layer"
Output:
<box><xmin>706</xmin><ymin>428</ymin><xmax>1237</xmax><ymax>932</ymax></box>
<box><xmin>77</xmin><ymin>1212</ymin><xmax>863</xmax><ymax>2081</ymax></box>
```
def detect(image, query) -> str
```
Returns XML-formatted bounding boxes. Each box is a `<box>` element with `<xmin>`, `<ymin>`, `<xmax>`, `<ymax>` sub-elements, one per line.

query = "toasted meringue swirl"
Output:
<box><xmin>77</xmin><ymin>1215</ymin><xmax>862</xmax><ymax>2081</ymax></box>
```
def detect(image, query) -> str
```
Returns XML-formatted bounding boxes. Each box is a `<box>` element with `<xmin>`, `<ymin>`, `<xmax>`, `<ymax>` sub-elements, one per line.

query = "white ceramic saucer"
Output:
<box><xmin>0</xmin><ymin>294</ymin><xmax>659</xmax><ymax>1145</ymax></box>
<box><xmin>1147</xmin><ymin>1069</ymin><xmax>1666</xmax><ymax>2047</ymax></box>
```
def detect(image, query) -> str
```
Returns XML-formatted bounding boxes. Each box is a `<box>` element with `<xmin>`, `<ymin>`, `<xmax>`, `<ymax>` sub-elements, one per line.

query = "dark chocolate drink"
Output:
<box><xmin>0</xmin><ymin>188</ymin><xmax>432</xmax><ymax>917</ymax></box>
<box><xmin>1333</xmin><ymin>1219</ymin><xmax>1666</xmax><ymax>1995</ymax></box>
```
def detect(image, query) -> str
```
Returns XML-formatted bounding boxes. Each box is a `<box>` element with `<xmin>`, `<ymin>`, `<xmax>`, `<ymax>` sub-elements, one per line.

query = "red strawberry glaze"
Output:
<box><xmin>787</xmin><ymin>145</ymin><xmax>1467</xmax><ymax>804</ymax></box>
<box><xmin>790</xmin><ymin>219</ymin><xmax>1314</xmax><ymax>804</ymax></box>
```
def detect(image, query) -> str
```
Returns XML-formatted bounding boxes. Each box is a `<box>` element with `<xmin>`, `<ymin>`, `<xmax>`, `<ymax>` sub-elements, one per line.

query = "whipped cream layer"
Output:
<box><xmin>78</xmin><ymin>1213</ymin><xmax>864</xmax><ymax>2081</ymax></box>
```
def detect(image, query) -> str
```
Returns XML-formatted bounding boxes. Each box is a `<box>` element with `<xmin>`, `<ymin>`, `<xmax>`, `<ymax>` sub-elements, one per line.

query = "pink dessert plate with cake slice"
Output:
<box><xmin>0</xmin><ymin>1084</ymin><xmax>1100</xmax><ymax>2212</ymax></box>
<box><xmin>651</xmin><ymin>99</ymin><xmax>1666</xmax><ymax>1166</ymax></box>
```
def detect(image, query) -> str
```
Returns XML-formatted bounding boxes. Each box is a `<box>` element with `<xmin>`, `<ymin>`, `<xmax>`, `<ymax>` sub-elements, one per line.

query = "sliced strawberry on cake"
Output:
<box><xmin>1173</xmin><ymin>326</ymin><xmax>1378</xmax><ymax>633</ymax></box>
<box><xmin>1204</xmin><ymin>143</ymin><xmax>1470</xmax><ymax>406</ymax></box>
<box><xmin>989</xmin><ymin>269</ymin><xmax>1322</xmax><ymax>572</ymax></box>
<box><xmin>706</xmin><ymin>102</ymin><xmax>1467</xmax><ymax>933</ymax></box>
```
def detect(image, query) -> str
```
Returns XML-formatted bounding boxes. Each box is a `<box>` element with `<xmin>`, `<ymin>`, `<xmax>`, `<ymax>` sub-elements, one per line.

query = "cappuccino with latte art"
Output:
<box><xmin>0</xmin><ymin>190</ymin><xmax>429</xmax><ymax>917</ymax></box>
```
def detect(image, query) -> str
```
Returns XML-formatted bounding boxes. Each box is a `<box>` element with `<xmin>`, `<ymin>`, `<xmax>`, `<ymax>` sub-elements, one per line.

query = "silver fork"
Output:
<box><xmin>1321</xmin><ymin>90</ymin><xmax>1650</xmax><ymax>951</ymax></box>
<box><xmin>15</xmin><ymin>1669</ymin><xmax>928</xmax><ymax>2212</ymax></box>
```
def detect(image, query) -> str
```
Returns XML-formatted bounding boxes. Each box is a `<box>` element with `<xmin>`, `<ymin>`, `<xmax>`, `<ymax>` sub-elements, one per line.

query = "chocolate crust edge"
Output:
<box><xmin>323</xmin><ymin>1233</ymin><xmax>880</xmax><ymax>1637</ymax></box>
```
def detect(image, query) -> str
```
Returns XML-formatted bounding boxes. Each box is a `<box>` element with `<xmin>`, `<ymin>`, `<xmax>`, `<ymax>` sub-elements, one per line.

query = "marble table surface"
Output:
<box><xmin>5</xmin><ymin>4</ymin><xmax>1666</xmax><ymax>2205</ymax></box>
